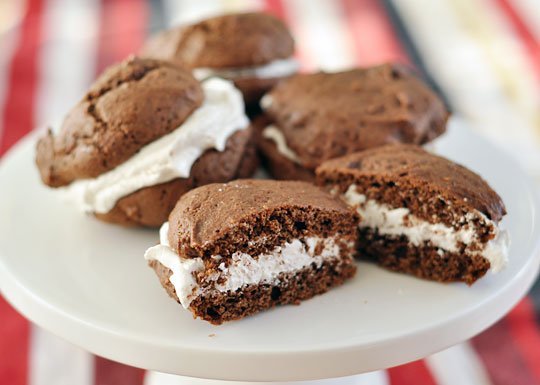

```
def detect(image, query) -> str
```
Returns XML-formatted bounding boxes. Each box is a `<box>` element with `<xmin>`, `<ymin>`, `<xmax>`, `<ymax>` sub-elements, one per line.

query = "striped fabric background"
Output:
<box><xmin>0</xmin><ymin>0</ymin><xmax>539</xmax><ymax>384</ymax></box>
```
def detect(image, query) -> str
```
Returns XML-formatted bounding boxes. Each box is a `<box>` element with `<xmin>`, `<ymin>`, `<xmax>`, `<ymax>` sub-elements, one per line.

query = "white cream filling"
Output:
<box><xmin>260</xmin><ymin>94</ymin><xmax>273</xmax><ymax>110</ymax></box>
<box><xmin>343</xmin><ymin>184</ymin><xmax>509</xmax><ymax>272</ymax></box>
<box><xmin>63</xmin><ymin>78</ymin><xmax>249</xmax><ymax>214</ymax></box>
<box><xmin>260</xmin><ymin>122</ymin><xmax>440</xmax><ymax>166</ymax></box>
<box><xmin>145</xmin><ymin>223</ymin><xmax>205</xmax><ymax>309</ymax></box>
<box><xmin>259</xmin><ymin>91</ymin><xmax>302</xmax><ymax>165</ymax></box>
<box><xmin>144</xmin><ymin>222</ymin><xmax>343</xmax><ymax>309</ymax></box>
<box><xmin>262</xmin><ymin>125</ymin><xmax>302</xmax><ymax>164</ymax></box>
<box><xmin>193</xmin><ymin>57</ymin><xmax>298</xmax><ymax>81</ymax></box>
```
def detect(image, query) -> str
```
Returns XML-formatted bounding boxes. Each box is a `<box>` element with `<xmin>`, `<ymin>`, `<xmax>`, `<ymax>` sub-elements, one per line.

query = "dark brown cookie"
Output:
<box><xmin>167</xmin><ymin>179</ymin><xmax>358</xmax><ymax>258</ymax></box>
<box><xmin>95</xmin><ymin>126</ymin><xmax>257</xmax><ymax>227</ymax></box>
<box><xmin>146</xmin><ymin>179</ymin><xmax>358</xmax><ymax>323</ymax></box>
<box><xmin>356</xmin><ymin>228</ymin><xmax>491</xmax><ymax>285</ymax></box>
<box><xmin>36</xmin><ymin>57</ymin><xmax>203</xmax><ymax>187</ymax></box>
<box><xmin>316</xmin><ymin>144</ymin><xmax>508</xmax><ymax>284</ymax></box>
<box><xmin>316</xmin><ymin>144</ymin><xmax>506</xmax><ymax>223</ymax></box>
<box><xmin>141</xmin><ymin>12</ymin><xmax>294</xmax><ymax>68</ymax></box>
<box><xmin>258</xmin><ymin>63</ymin><xmax>449</xmax><ymax>180</ymax></box>
<box><xmin>141</xmin><ymin>13</ymin><xmax>296</xmax><ymax>106</ymax></box>
<box><xmin>149</xmin><ymin>256</ymin><xmax>356</xmax><ymax>324</ymax></box>
<box><xmin>233</xmin><ymin>76</ymin><xmax>286</xmax><ymax>109</ymax></box>
<box><xmin>253</xmin><ymin>115</ymin><xmax>314</xmax><ymax>181</ymax></box>
<box><xmin>234</xmin><ymin>126</ymin><xmax>260</xmax><ymax>178</ymax></box>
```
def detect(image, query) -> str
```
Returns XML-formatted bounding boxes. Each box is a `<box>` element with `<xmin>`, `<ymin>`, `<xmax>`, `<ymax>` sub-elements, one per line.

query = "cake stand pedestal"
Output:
<box><xmin>143</xmin><ymin>370</ymin><xmax>388</xmax><ymax>385</ymax></box>
<box><xmin>1</xmin><ymin>121</ymin><xmax>540</xmax><ymax>384</ymax></box>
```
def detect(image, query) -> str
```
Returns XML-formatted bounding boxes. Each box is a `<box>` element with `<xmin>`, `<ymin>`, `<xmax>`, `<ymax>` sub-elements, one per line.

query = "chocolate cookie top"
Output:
<box><xmin>262</xmin><ymin>63</ymin><xmax>449</xmax><ymax>170</ymax></box>
<box><xmin>140</xmin><ymin>12</ymin><xmax>294</xmax><ymax>68</ymax></box>
<box><xmin>36</xmin><ymin>57</ymin><xmax>203</xmax><ymax>187</ymax></box>
<box><xmin>316</xmin><ymin>144</ymin><xmax>506</xmax><ymax>222</ymax></box>
<box><xmin>167</xmin><ymin>179</ymin><xmax>357</xmax><ymax>258</ymax></box>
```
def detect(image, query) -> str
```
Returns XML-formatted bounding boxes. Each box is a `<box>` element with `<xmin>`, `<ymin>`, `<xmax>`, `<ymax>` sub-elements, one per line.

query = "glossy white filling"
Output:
<box><xmin>260</xmin><ymin>124</ymin><xmax>439</xmax><ymax>166</ymax></box>
<box><xmin>193</xmin><ymin>57</ymin><xmax>298</xmax><ymax>80</ymax></box>
<box><xmin>262</xmin><ymin>125</ymin><xmax>301</xmax><ymax>164</ymax></box>
<box><xmin>63</xmin><ymin>78</ymin><xmax>249</xmax><ymax>213</ymax></box>
<box><xmin>144</xmin><ymin>222</ymin><xmax>344</xmax><ymax>308</ymax></box>
<box><xmin>343</xmin><ymin>184</ymin><xmax>509</xmax><ymax>272</ymax></box>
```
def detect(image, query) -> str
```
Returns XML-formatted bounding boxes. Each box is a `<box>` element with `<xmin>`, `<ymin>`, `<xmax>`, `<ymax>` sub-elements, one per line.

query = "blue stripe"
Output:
<box><xmin>148</xmin><ymin>0</ymin><xmax>167</xmax><ymax>35</ymax></box>
<box><xmin>381</xmin><ymin>0</ymin><xmax>451</xmax><ymax>111</ymax></box>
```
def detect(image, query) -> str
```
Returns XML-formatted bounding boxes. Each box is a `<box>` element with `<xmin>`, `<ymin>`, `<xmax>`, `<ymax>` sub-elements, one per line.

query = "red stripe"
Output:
<box><xmin>93</xmin><ymin>1</ymin><xmax>149</xmax><ymax>382</ymax></box>
<box><xmin>0</xmin><ymin>0</ymin><xmax>44</xmax><ymax>156</ymax></box>
<box><xmin>263</xmin><ymin>0</ymin><xmax>314</xmax><ymax>71</ymax></box>
<box><xmin>471</xmin><ymin>316</ymin><xmax>537</xmax><ymax>385</ymax></box>
<box><xmin>263</xmin><ymin>0</ymin><xmax>286</xmax><ymax>18</ymax></box>
<box><xmin>96</xmin><ymin>0</ymin><xmax>149</xmax><ymax>73</ymax></box>
<box><xmin>341</xmin><ymin>0</ymin><xmax>409</xmax><ymax>66</ymax></box>
<box><xmin>387</xmin><ymin>359</ymin><xmax>438</xmax><ymax>385</ymax></box>
<box><xmin>505</xmin><ymin>298</ymin><xmax>540</xmax><ymax>383</ymax></box>
<box><xmin>0</xmin><ymin>297</ymin><xmax>31</xmax><ymax>385</ymax></box>
<box><xmin>94</xmin><ymin>357</ymin><xmax>145</xmax><ymax>385</ymax></box>
<box><xmin>0</xmin><ymin>1</ymin><xmax>43</xmax><ymax>384</ymax></box>
<box><xmin>493</xmin><ymin>0</ymin><xmax>540</xmax><ymax>84</ymax></box>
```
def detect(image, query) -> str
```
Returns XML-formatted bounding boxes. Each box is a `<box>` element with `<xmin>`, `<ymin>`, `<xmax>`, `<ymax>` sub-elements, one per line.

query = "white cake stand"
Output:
<box><xmin>1</xmin><ymin>119</ymin><xmax>539</xmax><ymax>385</ymax></box>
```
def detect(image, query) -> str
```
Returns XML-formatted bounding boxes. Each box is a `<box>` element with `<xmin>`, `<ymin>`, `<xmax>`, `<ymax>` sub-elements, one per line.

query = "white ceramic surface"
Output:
<box><xmin>0</xmin><ymin>119</ymin><xmax>539</xmax><ymax>382</ymax></box>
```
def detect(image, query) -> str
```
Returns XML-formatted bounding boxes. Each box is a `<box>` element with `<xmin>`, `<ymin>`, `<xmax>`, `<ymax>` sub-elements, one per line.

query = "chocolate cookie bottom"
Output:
<box><xmin>358</xmin><ymin>229</ymin><xmax>490</xmax><ymax>285</ymax></box>
<box><xmin>150</xmin><ymin>257</ymin><xmax>357</xmax><ymax>325</ymax></box>
<box><xmin>253</xmin><ymin>117</ymin><xmax>315</xmax><ymax>182</ymax></box>
<box><xmin>95</xmin><ymin>127</ymin><xmax>258</xmax><ymax>227</ymax></box>
<box><xmin>234</xmin><ymin>76</ymin><xmax>286</xmax><ymax>110</ymax></box>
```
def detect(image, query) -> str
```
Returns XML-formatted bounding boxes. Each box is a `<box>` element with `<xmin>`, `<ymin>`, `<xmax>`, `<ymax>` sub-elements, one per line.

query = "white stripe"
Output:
<box><xmin>285</xmin><ymin>0</ymin><xmax>356</xmax><ymax>72</ymax></box>
<box><xmin>162</xmin><ymin>0</ymin><xmax>264</xmax><ymax>27</ymax></box>
<box><xmin>29</xmin><ymin>1</ymin><xmax>99</xmax><ymax>382</ymax></box>
<box><xmin>35</xmin><ymin>0</ymin><xmax>100</xmax><ymax>131</ymax></box>
<box><xmin>457</xmin><ymin>0</ymin><xmax>540</xmax><ymax>138</ymax></box>
<box><xmin>29</xmin><ymin>326</ymin><xmax>94</xmax><ymax>385</ymax></box>
<box><xmin>511</xmin><ymin>0</ymin><xmax>540</xmax><ymax>42</ymax></box>
<box><xmin>348</xmin><ymin>370</ymin><xmax>389</xmax><ymax>385</ymax></box>
<box><xmin>0</xmin><ymin>0</ymin><xmax>25</xmax><ymax>36</ymax></box>
<box><xmin>393</xmin><ymin>0</ymin><xmax>540</xmax><ymax>178</ymax></box>
<box><xmin>426</xmin><ymin>343</ymin><xmax>493</xmax><ymax>385</ymax></box>
<box><xmin>217</xmin><ymin>0</ymin><xmax>264</xmax><ymax>13</ymax></box>
<box><xmin>162</xmin><ymin>0</ymin><xmax>225</xmax><ymax>26</ymax></box>
<box><xmin>0</xmin><ymin>1</ymin><xmax>24</xmax><ymax>147</ymax></box>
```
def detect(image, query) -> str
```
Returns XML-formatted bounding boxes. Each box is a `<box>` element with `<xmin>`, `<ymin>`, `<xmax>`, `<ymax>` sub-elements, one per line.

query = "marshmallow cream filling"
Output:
<box><xmin>144</xmin><ymin>222</ymin><xmax>344</xmax><ymax>309</ymax></box>
<box><xmin>259</xmin><ymin>93</ymin><xmax>440</xmax><ymax>165</ymax></box>
<box><xmin>262</xmin><ymin>125</ymin><xmax>302</xmax><ymax>164</ymax></box>
<box><xmin>63</xmin><ymin>78</ymin><xmax>249</xmax><ymax>214</ymax></box>
<box><xmin>259</xmin><ymin>94</ymin><xmax>304</xmax><ymax>165</ymax></box>
<box><xmin>193</xmin><ymin>57</ymin><xmax>298</xmax><ymax>81</ymax></box>
<box><xmin>342</xmin><ymin>184</ymin><xmax>510</xmax><ymax>272</ymax></box>
<box><xmin>261</xmin><ymin>124</ymin><xmax>439</xmax><ymax>166</ymax></box>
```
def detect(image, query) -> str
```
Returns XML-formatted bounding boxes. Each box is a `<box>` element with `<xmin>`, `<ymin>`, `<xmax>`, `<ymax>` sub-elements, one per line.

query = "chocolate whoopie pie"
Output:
<box><xmin>144</xmin><ymin>179</ymin><xmax>358</xmax><ymax>324</ymax></box>
<box><xmin>35</xmin><ymin>57</ymin><xmax>257</xmax><ymax>227</ymax></box>
<box><xmin>257</xmin><ymin>63</ymin><xmax>449</xmax><ymax>181</ymax></box>
<box><xmin>140</xmin><ymin>12</ymin><xmax>297</xmax><ymax>108</ymax></box>
<box><xmin>316</xmin><ymin>144</ymin><xmax>509</xmax><ymax>284</ymax></box>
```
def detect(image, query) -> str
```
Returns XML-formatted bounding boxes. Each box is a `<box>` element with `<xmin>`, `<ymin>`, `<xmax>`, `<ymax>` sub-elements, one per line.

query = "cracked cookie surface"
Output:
<box><xmin>36</xmin><ymin>57</ymin><xmax>203</xmax><ymax>187</ymax></box>
<box><xmin>259</xmin><ymin>64</ymin><xmax>449</xmax><ymax>177</ymax></box>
